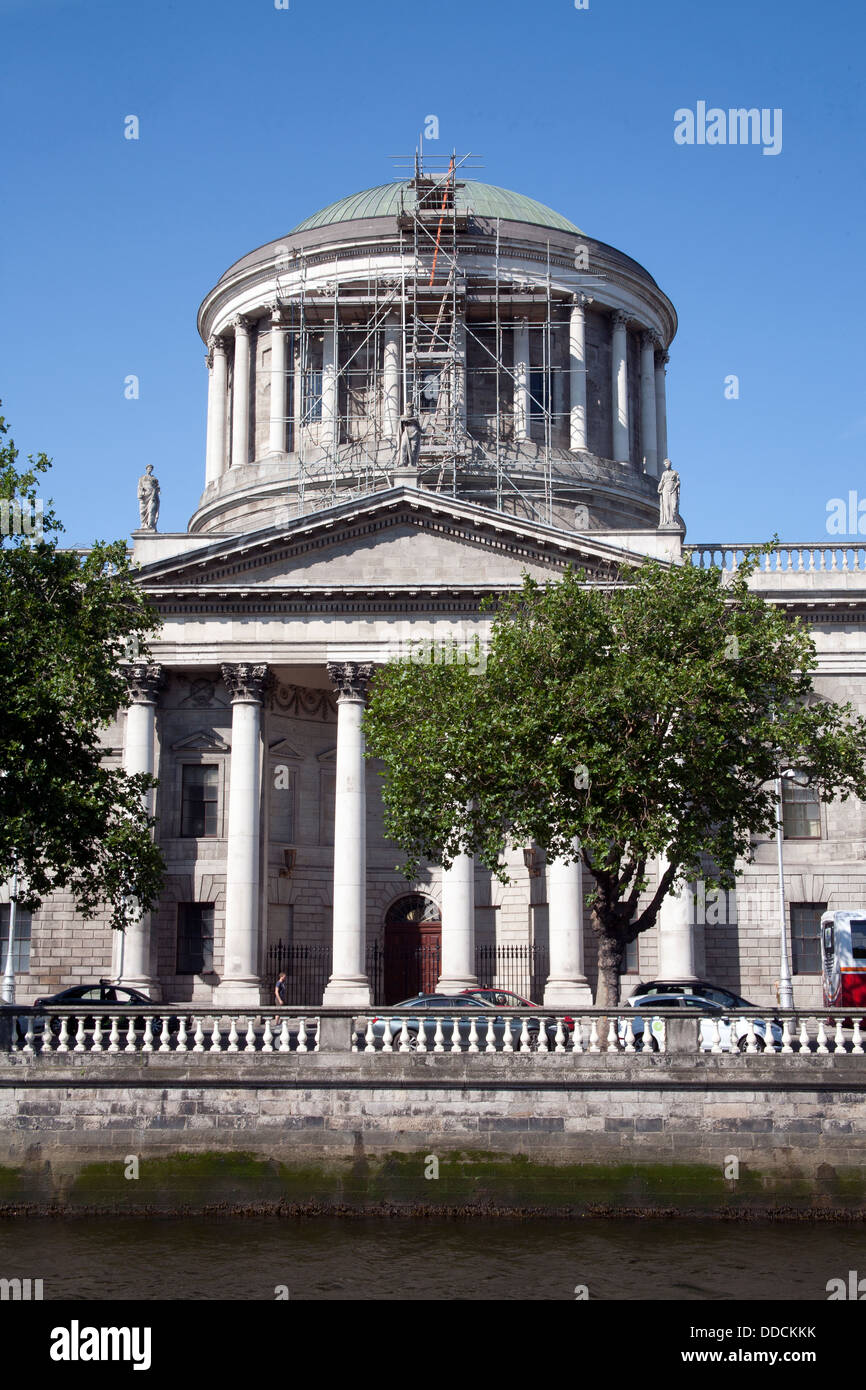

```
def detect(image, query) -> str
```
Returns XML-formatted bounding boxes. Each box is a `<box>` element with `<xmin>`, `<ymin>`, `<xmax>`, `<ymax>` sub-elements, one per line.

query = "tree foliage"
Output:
<box><xmin>0</xmin><ymin>407</ymin><xmax>164</xmax><ymax>930</ymax></box>
<box><xmin>364</xmin><ymin>555</ymin><xmax>866</xmax><ymax>1003</ymax></box>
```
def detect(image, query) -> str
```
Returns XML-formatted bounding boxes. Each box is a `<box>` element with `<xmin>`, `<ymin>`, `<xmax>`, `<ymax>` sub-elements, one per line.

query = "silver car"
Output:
<box><xmin>623</xmin><ymin>992</ymin><xmax>783</xmax><ymax>1052</ymax></box>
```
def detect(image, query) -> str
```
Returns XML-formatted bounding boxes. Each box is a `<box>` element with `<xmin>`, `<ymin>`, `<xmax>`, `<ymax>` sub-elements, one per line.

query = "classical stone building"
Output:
<box><xmin>4</xmin><ymin>167</ymin><xmax>866</xmax><ymax>1009</ymax></box>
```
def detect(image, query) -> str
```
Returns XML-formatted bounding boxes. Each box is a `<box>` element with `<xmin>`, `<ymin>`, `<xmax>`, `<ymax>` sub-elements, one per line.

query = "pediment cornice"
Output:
<box><xmin>135</xmin><ymin>487</ymin><xmax>650</xmax><ymax>601</ymax></box>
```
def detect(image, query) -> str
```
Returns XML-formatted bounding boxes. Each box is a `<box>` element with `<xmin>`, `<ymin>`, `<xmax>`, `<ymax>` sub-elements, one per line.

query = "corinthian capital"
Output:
<box><xmin>611</xmin><ymin>310</ymin><xmax>628</xmax><ymax>331</ymax></box>
<box><xmin>208</xmin><ymin>334</ymin><xmax>227</xmax><ymax>356</ymax></box>
<box><xmin>232</xmin><ymin>315</ymin><xmax>251</xmax><ymax>336</ymax></box>
<box><xmin>220</xmin><ymin>662</ymin><xmax>271</xmax><ymax>703</ymax></box>
<box><xmin>327</xmin><ymin>661</ymin><xmax>374</xmax><ymax>703</ymax></box>
<box><xmin>124</xmin><ymin>662</ymin><xmax>165</xmax><ymax>704</ymax></box>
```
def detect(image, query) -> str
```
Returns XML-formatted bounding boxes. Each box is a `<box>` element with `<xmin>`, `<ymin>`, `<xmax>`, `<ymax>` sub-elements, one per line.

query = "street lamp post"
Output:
<box><xmin>1</xmin><ymin>870</ymin><xmax>18</xmax><ymax>1006</ymax></box>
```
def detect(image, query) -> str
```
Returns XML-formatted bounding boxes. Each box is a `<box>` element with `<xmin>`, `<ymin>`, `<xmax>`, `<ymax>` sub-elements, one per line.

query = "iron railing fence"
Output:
<box><xmin>266</xmin><ymin>942</ymin><xmax>331</xmax><ymax>1005</ymax></box>
<box><xmin>475</xmin><ymin>943</ymin><xmax>549</xmax><ymax>1002</ymax></box>
<box><xmin>265</xmin><ymin>940</ymin><xmax>549</xmax><ymax>1006</ymax></box>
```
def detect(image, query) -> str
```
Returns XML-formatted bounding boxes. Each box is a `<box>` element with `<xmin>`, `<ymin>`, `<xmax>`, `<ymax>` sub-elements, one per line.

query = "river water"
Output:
<box><xmin>0</xmin><ymin>1216</ymin><xmax>863</xmax><ymax>1300</ymax></box>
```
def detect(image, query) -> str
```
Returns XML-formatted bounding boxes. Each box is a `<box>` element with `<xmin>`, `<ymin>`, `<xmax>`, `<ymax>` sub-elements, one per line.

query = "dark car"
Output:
<box><xmin>628</xmin><ymin>979</ymin><xmax>757</xmax><ymax>1011</ymax></box>
<box><xmin>363</xmin><ymin>993</ymin><xmax>553</xmax><ymax>1051</ymax></box>
<box><xmin>461</xmin><ymin>987</ymin><xmax>574</xmax><ymax>1036</ymax></box>
<box><xmin>27</xmin><ymin>982</ymin><xmax>174</xmax><ymax>1045</ymax></box>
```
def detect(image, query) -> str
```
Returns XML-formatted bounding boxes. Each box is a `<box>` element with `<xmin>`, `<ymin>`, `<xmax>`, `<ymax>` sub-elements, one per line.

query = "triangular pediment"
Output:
<box><xmin>135</xmin><ymin>487</ymin><xmax>652</xmax><ymax>596</ymax></box>
<box><xmin>268</xmin><ymin>737</ymin><xmax>304</xmax><ymax>759</ymax></box>
<box><xmin>171</xmin><ymin>729</ymin><xmax>230</xmax><ymax>753</ymax></box>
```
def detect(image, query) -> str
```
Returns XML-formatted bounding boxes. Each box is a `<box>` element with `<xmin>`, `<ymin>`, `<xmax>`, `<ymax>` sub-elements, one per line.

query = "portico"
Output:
<box><xmin>119</xmin><ymin>486</ymin><xmax>672</xmax><ymax>1008</ymax></box>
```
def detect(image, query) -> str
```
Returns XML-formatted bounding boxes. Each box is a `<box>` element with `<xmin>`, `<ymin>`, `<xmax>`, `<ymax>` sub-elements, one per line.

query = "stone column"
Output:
<box><xmin>656</xmin><ymin>855</ymin><xmax>697</xmax><ymax>981</ymax></box>
<box><xmin>268</xmin><ymin>309</ymin><xmax>287</xmax><ymax>455</ymax></box>
<box><xmin>231</xmin><ymin>316</ymin><xmax>252</xmax><ymax>470</ymax></box>
<box><xmin>216</xmin><ymin>663</ymin><xmax>269</xmax><ymax>1007</ymax></box>
<box><xmin>292</xmin><ymin>331</ymin><xmax>304</xmax><ymax>456</ymax></box>
<box><xmin>322</xmin><ymin>319</ymin><xmax>338</xmax><ymax>445</ymax></box>
<box><xmin>206</xmin><ymin>336</ymin><xmax>228</xmax><ymax>483</ymax></box>
<box><xmin>204</xmin><ymin>344</ymin><xmax>216</xmax><ymax>483</ymax></box>
<box><xmin>543</xmin><ymin>839</ymin><xmax>593</xmax><ymax>1007</ymax></box>
<box><xmin>383</xmin><ymin>314</ymin><xmax>402</xmax><ymax>440</ymax></box>
<box><xmin>611</xmin><ymin>311</ymin><xmax>629</xmax><ymax>464</ymax></box>
<box><xmin>513</xmin><ymin>318</ymin><xmax>530</xmax><ymax>442</ymax></box>
<box><xmin>640</xmin><ymin>330</ymin><xmax>659</xmax><ymax>477</ymax></box>
<box><xmin>323</xmin><ymin>662</ymin><xmax>373</xmax><ymax>1007</ymax></box>
<box><xmin>569</xmin><ymin>294</ymin><xmax>588</xmax><ymax>451</ymax></box>
<box><xmin>655</xmin><ymin>348</ymin><xmax>669</xmax><ymax>464</ymax></box>
<box><xmin>438</xmin><ymin>851</ymin><xmax>478</xmax><ymax>993</ymax></box>
<box><xmin>119</xmin><ymin>663</ymin><xmax>165</xmax><ymax>997</ymax></box>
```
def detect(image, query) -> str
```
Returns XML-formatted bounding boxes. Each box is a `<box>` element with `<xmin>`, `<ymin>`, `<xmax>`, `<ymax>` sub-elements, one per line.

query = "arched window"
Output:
<box><xmin>385</xmin><ymin>894</ymin><xmax>440</xmax><ymax>927</ymax></box>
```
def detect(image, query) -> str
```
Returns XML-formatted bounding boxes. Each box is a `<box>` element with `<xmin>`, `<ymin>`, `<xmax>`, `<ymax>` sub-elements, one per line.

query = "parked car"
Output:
<box><xmin>27</xmin><ymin>982</ymin><xmax>176</xmax><ymax>1043</ymax></box>
<box><xmin>628</xmin><ymin>979</ymin><xmax>756</xmax><ymax>1011</ymax></box>
<box><xmin>364</xmin><ymin>993</ymin><xmax>554</xmax><ymax>1050</ymax></box>
<box><xmin>623</xmin><ymin>992</ymin><xmax>783</xmax><ymax>1052</ymax></box>
<box><xmin>461</xmin><ymin>987</ymin><xmax>574</xmax><ymax>1035</ymax></box>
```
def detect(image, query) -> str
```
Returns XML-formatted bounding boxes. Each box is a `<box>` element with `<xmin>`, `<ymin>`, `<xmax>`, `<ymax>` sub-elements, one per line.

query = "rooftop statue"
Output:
<box><xmin>398</xmin><ymin>413</ymin><xmax>422</xmax><ymax>470</ymax></box>
<box><xmin>657</xmin><ymin>458</ymin><xmax>681</xmax><ymax>529</ymax></box>
<box><xmin>137</xmin><ymin>464</ymin><xmax>160</xmax><ymax>530</ymax></box>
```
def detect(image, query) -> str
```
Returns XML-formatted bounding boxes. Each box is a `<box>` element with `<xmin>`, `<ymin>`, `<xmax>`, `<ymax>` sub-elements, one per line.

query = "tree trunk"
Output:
<box><xmin>592</xmin><ymin>906</ymin><xmax>625</xmax><ymax>1007</ymax></box>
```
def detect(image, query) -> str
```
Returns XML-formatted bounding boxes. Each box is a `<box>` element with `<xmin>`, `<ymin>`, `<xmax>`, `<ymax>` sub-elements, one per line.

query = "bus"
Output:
<box><xmin>821</xmin><ymin>910</ymin><xmax>866</xmax><ymax>1008</ymax></box>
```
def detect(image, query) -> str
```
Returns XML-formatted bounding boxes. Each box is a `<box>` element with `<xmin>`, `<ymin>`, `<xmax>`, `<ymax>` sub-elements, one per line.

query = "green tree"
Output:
<box><xmin>0</xmin><ymin>406</ymin><xmax>164</xmax><ymax>931</ymax></box>
<box><xmin>364</xmin><ymin>556</ymin><xmax>866</xmax><ymax>1005</ymax></box>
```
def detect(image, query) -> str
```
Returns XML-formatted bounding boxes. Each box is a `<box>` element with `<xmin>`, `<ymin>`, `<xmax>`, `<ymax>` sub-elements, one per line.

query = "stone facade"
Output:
<box><xmin>6</xmin><ymin>176</ymin><xmax>866</xmax><ymax>1013</ymax></box>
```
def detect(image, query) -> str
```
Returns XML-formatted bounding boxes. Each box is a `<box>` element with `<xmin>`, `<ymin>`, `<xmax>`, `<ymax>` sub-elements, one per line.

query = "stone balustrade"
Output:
<box><xmin>5</xmin><ymin>1006</ymin><xmax>866</xmax><ymax>1059</ymax></box>
<box><xmin>686</xmin><ymin>543</ymin><xmax>866</xmax><ymax>573</ymax></box>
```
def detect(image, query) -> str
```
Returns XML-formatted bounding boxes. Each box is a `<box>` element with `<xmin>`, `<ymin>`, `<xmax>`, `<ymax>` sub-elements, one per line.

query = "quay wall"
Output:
<box><xmin>2</xmin><ymin>1054</ymin><xmax>866</xmax><ymax>1215</ymax></box>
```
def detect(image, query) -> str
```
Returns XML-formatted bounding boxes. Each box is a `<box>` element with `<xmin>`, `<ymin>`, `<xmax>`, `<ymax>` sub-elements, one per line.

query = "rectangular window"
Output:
<box><xmin>0</xmin><ymin>905</ymin><xmax>31</xmax><ymax>973</ymax></box>
<box><xmin>319</xmin><ymin>769</ymin><xmax>336</xmax><ymax>846</ymax></box>
<box><xmin>622</xmin><ymin>936</ymin><xmax>639</xmax><ymax>973</ymax></box>
<box><xmin>790</xmin><ymin>902</ymin><xmax>825</xmax><ymax>974</ymax></box>
<box><xmin>781</xmin><ymin>781</ymin><xmax>821</xmax><ymax>839</ymax></box>
<box><xmin>176</xmin><ymin>903</ymin><xmax>215</xmax><ymax>975</ymax></box>
<box><xmin>529</xmin><ymin>367</ymin><xmax>549</xmax><ymax>423</ymax></box>
<box><xmin>181</xmin><ymin>764</ymin><xmax>218</xmax><ymax>838</ymax></box>
<box><xmin>305</xmin><ymin>369</ymin><xmax>323</xmax><ymax>422</ymax></box>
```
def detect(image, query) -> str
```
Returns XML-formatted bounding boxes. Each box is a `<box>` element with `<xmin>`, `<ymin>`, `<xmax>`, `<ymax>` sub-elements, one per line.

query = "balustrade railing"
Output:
<box><xmin>4</xmin><ymin>1006</ymin><xmax>866</xmax><ymax>1058</ymax></box>
<box><xmin>686</xmin><ymin>543</ymin><xmax>866</xmax><ymax>573</ymax></box>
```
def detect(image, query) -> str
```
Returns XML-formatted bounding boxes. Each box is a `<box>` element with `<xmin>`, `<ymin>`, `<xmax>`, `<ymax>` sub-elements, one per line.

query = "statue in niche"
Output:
<box><xmin>397</xmin><ymin>413</ymin><xmax>422</xmax><ymax>470</ymax></box>
<box><xmin>657</xmin><ymin>458</ymin><xmax>681</xmax><ymax>528</ymax></box>
<box><xmin>137</xmin><ymin>464</ymin><xmax>160</xmax><ymax>530</ymax></box>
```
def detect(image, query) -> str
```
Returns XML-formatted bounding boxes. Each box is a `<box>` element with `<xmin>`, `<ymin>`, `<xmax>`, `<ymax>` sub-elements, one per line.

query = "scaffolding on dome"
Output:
<box><xmin>275</xmin><ymin>150</ymin><xmax>605</xmax><ymax>523</ymax></box>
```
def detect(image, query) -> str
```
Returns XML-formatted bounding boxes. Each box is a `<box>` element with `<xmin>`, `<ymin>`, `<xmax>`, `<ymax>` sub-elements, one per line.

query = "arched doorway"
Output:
<box><xmin>383</xmin><ymin>894</ymin><xmax>442</xmax><ymax>1003</ymax></box>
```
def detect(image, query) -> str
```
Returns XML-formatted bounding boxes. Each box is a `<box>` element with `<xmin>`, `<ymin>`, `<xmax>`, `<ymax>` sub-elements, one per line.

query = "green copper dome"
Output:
<box><xmin>290</xmin><ymin>180</ymin><xmax>582</xmax><ymax>235</ymax></box>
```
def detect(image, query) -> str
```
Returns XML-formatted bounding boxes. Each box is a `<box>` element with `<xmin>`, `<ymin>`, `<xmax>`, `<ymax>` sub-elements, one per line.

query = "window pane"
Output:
<box><xmin>790</xmin><ymin>903</ymin><xmax>825</xmax><ymax>973</ymax></box>
<box><xmin>181</xmin><ymin>765</ymin><xmax>218</xmax><ymax>837</ymax></box>
<box><xmin>0</xmin><ymin>905</ymin><xmax>31</xmax><ymax>972</ymax></box>
<box><xmin>176</xmin><ymin>903</ymin><xmax>215</xmax><ymax>974</ymax></box>
<box><xmin>782</xmin><ymin>783</ymin><xmax>821</xmax><ymax>839</ymax></box>
<box><xmin>622</xmin><ymin>936</ymin><xmax>639</xmax><ymax>973</ymax></box>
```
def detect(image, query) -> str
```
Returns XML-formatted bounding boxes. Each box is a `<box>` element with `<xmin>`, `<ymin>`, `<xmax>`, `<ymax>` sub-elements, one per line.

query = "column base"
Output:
<box><xmin>436</xmin><ymin>974</ymin><xmax>478</xmax><ymax>995</ymax></box>
<box><xmin>212</xmin><ymin>979</ymin><xmax>264</xmax><ymax>1009</ymax></box>
<box><xmin>542</xmin><ymin>978</ymin><xmax>594</xmax><ymax>1008</ymax></box>
<box><xmin>322</xmin><ymin>976</ymin><xmax>372</xmax><ymax>1009</ymax></box>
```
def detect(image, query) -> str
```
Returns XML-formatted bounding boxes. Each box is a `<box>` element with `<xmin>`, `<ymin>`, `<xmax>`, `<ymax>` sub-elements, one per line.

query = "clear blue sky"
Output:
<box><xmin>2</xmin><ymin>0</ymin><xmax>864</xmax><ymax>546</ymax></box>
